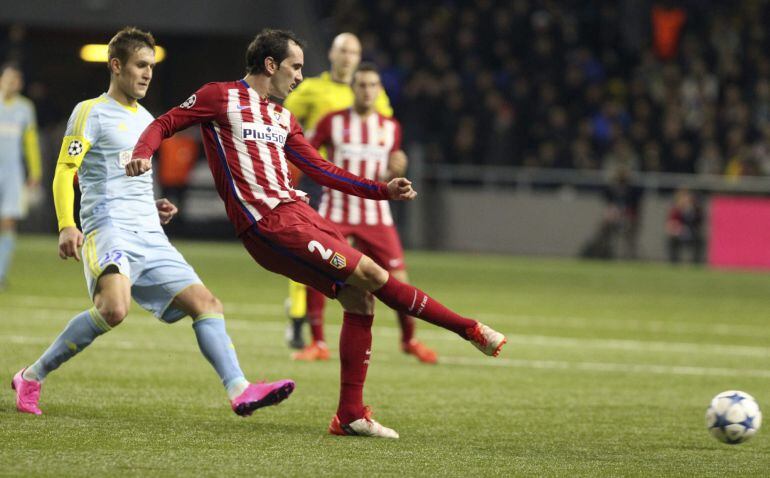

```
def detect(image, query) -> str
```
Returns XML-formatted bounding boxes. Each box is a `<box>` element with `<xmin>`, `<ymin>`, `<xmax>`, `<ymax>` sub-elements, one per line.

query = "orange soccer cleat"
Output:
<box><xmin>290</xmin><ymin>341</ymin><xmax>330</xmax><ymax>361</ymax></box>
<box><xmin>401</xmin><ymin>339</ymin><xmax>438</xmax><ymax>364</ymax></box>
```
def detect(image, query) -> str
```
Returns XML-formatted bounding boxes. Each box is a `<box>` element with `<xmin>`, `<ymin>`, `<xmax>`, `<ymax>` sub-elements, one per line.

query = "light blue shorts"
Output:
<box><xmin>82</xmin><ymin>225</ymin><xmax>202</xmax><ymax>323</ymax></box>
<box><xmin>0</xmin><ymin>166</ymin><xmax>24</xmax><ymax>219</ymax></box>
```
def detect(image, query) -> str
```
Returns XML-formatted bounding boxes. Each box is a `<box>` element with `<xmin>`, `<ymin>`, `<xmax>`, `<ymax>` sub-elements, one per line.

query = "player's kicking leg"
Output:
<box><xmin>389</xmin><ymin>269</ymin><xmax>437</xmax><ymax>364</ymax></box>
<box><xmin>349</xmin><ymin>256</ymin><xmax>507</xmax><ymax>357</ymax></box>
<box><xmin>329</xmin><ymin>258</ymin><xmax>506</xmax><ymax>438</ymax></box>
<box><xmin>12</xmin><ymin>270</ymin><xmax>130</xmax><ymax>414</ymax></box>
<box><xmin>172</xmin><ymin>285</ymin><xmax>295</xmax><ymax>416</ymax></box>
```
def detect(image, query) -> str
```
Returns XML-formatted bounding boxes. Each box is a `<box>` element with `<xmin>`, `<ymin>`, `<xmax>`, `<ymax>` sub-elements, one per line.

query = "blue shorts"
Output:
<box><xmin>0</xmin><ymin>166</ymin><xmax>24</xmax><ymax>219</ymax></box>
<box><xmin>82</xmin><ymin>226</ymin><xmax>202</xmax><ymax>323</ymax></box>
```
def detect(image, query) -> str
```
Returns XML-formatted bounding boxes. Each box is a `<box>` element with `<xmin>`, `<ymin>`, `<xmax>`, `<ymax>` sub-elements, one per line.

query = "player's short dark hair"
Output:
<box><xmin>107</xmin><ymin>27</ymin><xmax>155</xmax><ymax>71</ymax></box>
<box><xmin>0</xmin><ymin>61</ymin><xmax>21</xmax><ymax>75</ymax></box>
<box><xmin>245</xmin><ymin>28</ymin><xmax>304</xmax><ymax>75</ymax></box>
<box><xmin>351</xmin><ymin>62</ymin><xmax>380</xmax><ymax>84</ymax></box>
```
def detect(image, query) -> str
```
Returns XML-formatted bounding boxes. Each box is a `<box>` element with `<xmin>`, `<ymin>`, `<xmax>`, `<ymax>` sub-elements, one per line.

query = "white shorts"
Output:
<box><xmin>0</xmin><ymin>166</ymin><xmax>24</xmax><ymax>219</ymax></box>
<box><xmin>82</xmin><ymin>225</ymin><xmax>202</xmax><ymax>323</ymax></box>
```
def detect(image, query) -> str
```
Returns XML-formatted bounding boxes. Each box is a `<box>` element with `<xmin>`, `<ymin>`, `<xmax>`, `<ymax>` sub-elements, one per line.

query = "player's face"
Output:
<box><xmin>352</xmin><ymin>71</ymin><xmax>381</xmax><ymax>110</ymax></box>
<box><xmin>0</xmin><ymin>67</ymin><xmax>23</xmax><ymax>96</ymax></box>
<box><xmin>329</xmin><ymin>37</ymin><xmax>361</xmax><ymax>78</ymax></box>
<box><xmin>269</xmin><ymin>41</ymin><xmax>304</xmax><ymax>99</ymax></box>
<box><xmin>117</xmin><ymin>47</ymin><xmax>155</xmax><ymax>100</ymax></box>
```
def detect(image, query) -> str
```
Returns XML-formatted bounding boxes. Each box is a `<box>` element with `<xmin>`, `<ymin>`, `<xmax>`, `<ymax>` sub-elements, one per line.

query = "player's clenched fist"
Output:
<box><xmin>387</xmin><ymin>177</ymin><xmax>417</xmax><ymax>201</ymax></box>
<box><xmin>58</xmin><ymin>226</ymin><xmax>84</xmax><ymax>261</ymax></box>
<box><xmin>125</xmin><ymin>157</ymin><xmax>152</xmax><ymax>176</ymax></box>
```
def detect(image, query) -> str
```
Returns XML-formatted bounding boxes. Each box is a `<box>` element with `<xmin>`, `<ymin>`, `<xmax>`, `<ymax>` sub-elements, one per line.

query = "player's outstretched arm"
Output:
<box><xmin>285</xmin><ymin>127</ymin><xmax>396</xmax><ymax>201</ymax></box>
<box><xmin>128</xmin><ymin>83</ymin><xmax>220</xmax><ymax>176</ymax></box>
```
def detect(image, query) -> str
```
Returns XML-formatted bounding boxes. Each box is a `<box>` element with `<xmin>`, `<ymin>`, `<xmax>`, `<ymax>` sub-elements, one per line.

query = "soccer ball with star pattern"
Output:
<box><xmin>705</xmin><ymin>390</ymin><xmax>762</xmax><ymax>444</ymax></box>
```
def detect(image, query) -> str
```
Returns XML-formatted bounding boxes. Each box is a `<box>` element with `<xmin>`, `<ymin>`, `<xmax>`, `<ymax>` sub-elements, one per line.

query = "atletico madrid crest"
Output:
<box><xmin>330</xmin><ymin>252</ymin><xmax>347</xmax><ymax>269</ymax></box>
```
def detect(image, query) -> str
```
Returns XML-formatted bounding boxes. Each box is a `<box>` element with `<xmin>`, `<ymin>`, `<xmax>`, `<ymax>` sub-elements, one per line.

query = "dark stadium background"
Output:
<box><xmin>2</xmin><ymin>0</ymin><xmax>770</xmax><ymax>264</ymax></box>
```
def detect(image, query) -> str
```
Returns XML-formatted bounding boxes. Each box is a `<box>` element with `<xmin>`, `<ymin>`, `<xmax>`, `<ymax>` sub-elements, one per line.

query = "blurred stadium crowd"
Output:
<box><xmin>327</xmin><ymin>0</ymin><xmax>770</xmax><ymax>176</ymax></box>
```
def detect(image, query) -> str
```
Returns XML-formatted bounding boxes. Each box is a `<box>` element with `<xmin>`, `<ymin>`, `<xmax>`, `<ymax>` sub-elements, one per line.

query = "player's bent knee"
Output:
<box><xmin>338</xmin><ymin>286</ymin><xmax>374</xmax><ymax>315</ymax></box>
<box><xmin>206</xmin><ymin>295</ymin><xmax>224</xmax><ymax>315</ymax></box>
<box><xmin>98</xmin><ymin>304</ymin><xmax>128</xmax><ymax>327</ymax></box>
<box><xmin>349</xmin><ymin>256</ymin><xmax>389</xmax><ymax>291</ymax></box>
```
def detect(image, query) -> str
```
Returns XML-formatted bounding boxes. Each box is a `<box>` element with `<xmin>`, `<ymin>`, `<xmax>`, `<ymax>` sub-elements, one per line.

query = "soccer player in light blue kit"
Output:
<box><xmin>11</xmin><ymin>27</ymin><xmax>295</xmax><ymax>416</ymax></box>
<box><xmin>0</xmin><ymin>62</ymin><xmax>42</xmax><ymax>289</ymax></box>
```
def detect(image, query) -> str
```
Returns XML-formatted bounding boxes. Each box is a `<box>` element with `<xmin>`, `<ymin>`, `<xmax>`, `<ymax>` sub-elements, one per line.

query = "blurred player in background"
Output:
<box><xmin>294</xmin><ymin>63</ymin><xmax>437</xmax><ymax>364</ymax></box>
<box><xmin>127</xmin><ymin>28</ymin><xmax>506</xmax><ymax>438</ymax></box>
<box><xmin>0</xmin><ymin>62</ymin><xmax>41</xmax><ymax>290</ymax></box>
<box><xmin>281</xmin><ymin>33</ymin><xmax>391</xmax><ymax>350</ymax></box>
<box><xmin>11</xmin><ymin>27</ymin><xmax>294</xmax><ymax>417</ymax></box>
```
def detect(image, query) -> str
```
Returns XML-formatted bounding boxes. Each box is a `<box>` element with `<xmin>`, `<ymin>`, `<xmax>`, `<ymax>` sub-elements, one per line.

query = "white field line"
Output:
<box><xmin>2</xmin><ymin>309</ymin><xmax>770</xmax><ymax>364</ymax></box>
<box><xmin>440</xmin><ymin>356</ymin><xmax>770</xmax><ymax>379</ymax></box>
<box><xmin>4</xmin><ymin>294</ymin><xmax>769</xmax><ymax>340</ymax></box>
<box><xmin>4</xmin><ymin>333</ymin><xmax>770</xmax><ymax>380</ymax></box>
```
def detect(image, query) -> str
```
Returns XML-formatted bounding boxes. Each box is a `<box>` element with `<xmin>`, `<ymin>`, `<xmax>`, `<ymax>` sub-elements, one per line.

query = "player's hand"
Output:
<box><xmin>58</xmin><ymin>226</ymin><xmax>84</xmax><ymax>261</ymax></box>
<box><xmin>156</xmin><ymin>198</ymin><xmax>178</xmax><ymax>225</ymax></box>
<box><xmin>387</xmin><ymin>177</ymin><xmax>417</xmax><ymax>201</ymax></box>
<box><xmin>387</xmin><ymin>150</ymin><xmax>408</xmax><ymax>179</ymax></box>
<box><xmin>26</xmin><ymin>178</ymin><xmax>41</xmax><ymax>189</ymax></box>
<box><xmin>125</xmin><ymin>158</ymin><xmax>152</xmax><ymax>176</ymax></box>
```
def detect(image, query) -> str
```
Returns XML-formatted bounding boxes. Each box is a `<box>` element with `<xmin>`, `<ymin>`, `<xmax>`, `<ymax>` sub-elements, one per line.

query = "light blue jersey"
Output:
<box><xmin>54</xmin><ymin>93</ymin><xmax>201</xmax><ymax>322</ymax></box>
<box><xmin>63</xmin><ymin>93</ymin><xmax>161</xmax><ymax>234</ymax></box>
<box><xmin>0</xmin><ymin>95</ymin><xmax>41</xmax><ymax>218</ymax></box>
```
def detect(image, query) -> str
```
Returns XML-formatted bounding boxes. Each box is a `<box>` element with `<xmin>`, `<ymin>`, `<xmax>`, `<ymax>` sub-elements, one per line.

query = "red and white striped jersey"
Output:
<box><xmin>310</xmin><ymin>109</ymin><xmax>402</xmax><ymax>226</ymax></box>
<box><xmin>132</xmin><ymin>81</ymin><xmax>389</xmax><ymax>234</ymax></box>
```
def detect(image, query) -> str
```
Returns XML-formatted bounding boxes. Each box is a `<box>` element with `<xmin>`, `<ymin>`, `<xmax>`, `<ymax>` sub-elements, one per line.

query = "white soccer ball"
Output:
<box><xmin>705</xmin><ymin>390</ymin><xmax>762</xmax><ymax>444</ymax></box>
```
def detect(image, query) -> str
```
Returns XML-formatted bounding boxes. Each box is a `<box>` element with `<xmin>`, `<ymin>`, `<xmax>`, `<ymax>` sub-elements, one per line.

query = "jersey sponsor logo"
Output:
<box><xmin>180</xmin><ymin>94</ymin><xmax>196</xmax><ymax>109</ymax></box>
<box><xmin>330</xmin><ymin>252</ymin><xmax>347</xmax><ymax>270</ymax></box>
<box><xmin>118</xmin><ymin>149</ymin><xmax>134</xmax><ymax>167</ymax></box>
<box><xmin>242</xmin><ymin>122</ymin><xmax>286</xmax><ymax>146</ymax></box>
<box><xmin>67</xmin><ymin>139</ymin><xmax>84</xmax><ymax>156</ymax></box>
<box><xmin>339</xmin><ymin>144</ymin><xmax>389</xmax><ymax>159</ymax></box>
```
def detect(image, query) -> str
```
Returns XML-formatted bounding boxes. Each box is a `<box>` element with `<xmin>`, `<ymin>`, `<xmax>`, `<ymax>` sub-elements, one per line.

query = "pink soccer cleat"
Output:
<box><xmin>11</xmin><ymin>368</ymin><xmax>42</xmax><ymax>415</ymax></box>
<box><xmin>230</xmin><ymin>380</ymin><xmax>295</xmax><ymax>417</ymax></box>
<box><xmin>466</xmin><ymin>323</ymin><xmax>507</xmax><ymax>357</ymax></box>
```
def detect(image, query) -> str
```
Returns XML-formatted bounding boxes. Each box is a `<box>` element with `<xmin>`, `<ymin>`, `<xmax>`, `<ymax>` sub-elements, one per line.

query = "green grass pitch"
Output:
<box><xmin>1</xmin><ymin>235</ymin><xmax>769</xmax><ymax>476</ymax></box>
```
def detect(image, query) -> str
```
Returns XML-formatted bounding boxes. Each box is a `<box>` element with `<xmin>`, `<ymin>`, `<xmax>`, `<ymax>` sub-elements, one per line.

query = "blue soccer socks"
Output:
<box><xmin>24</xmin><ymin>308</ymin><xmax>111</xmax><ymax>381</ymax></box>
<box><xmin>192</xmin><ymin>314</ymin><xmax>248</xmax><ymax>399</ymax></box>
<box><xmin>0</xmin><ymin>231</ymin><xmax>16</xmax><ymax>284</ymax></box>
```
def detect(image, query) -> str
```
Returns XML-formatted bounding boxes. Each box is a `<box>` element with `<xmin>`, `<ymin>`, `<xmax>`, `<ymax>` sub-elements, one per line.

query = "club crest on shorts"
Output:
<box><xmin>330</xmin><ymin>252</ymin><xmax>347</xmax><ymax>269</ymax></box>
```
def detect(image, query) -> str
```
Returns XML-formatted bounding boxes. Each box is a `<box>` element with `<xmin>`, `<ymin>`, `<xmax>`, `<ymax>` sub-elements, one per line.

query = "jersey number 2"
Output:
<box><xmin>307</xmin><ymin>240</ymin><xmax>333</xmax><ymax>260</ymax></box>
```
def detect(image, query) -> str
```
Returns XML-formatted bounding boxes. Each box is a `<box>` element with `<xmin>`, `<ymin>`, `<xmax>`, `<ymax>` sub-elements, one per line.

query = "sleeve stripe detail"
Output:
<box><xmin>73</xmin><ymin>97</ymin><xmax>107</xmax><ymax>137</ymax></box>
<box><xmin>284</xmin><ymin>144</ymin><xmax>379</xmax><ymax>191</ymax></box>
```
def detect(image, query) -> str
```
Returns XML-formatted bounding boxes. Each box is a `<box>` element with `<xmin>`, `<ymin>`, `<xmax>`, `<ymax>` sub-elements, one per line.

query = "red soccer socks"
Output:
<box><xmin>336</xmin><ymin>312</ymin><xmax>374</xmax><ymax>424</ymax></box>
<box><xmin>373</xmin><ymin>275</ymin><xmax>476</xmax><ymax>338</ymax></box>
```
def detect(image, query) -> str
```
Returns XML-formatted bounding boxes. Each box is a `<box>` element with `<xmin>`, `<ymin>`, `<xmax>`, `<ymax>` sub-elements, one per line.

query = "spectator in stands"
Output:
<box><xmin>665</xmin><ymin>187</ymin><xmax>704</xmax><ymax>264</ymax></box>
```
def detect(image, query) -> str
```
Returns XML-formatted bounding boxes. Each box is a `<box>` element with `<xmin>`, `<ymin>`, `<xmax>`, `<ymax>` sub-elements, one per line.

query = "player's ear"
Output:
<box><xmin>108</xmin><ymin>57</ymin><xmax>121</xmax><ymax>76</ymax></box>
<box><xmin>264</xmin><ymin>56</ymin><xmax>276</xmax><ymax>75</ymax></box>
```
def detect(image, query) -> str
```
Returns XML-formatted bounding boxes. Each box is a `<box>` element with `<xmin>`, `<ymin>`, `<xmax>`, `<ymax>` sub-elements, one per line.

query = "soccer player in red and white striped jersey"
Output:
<box><xmin>127</xmin><ymin>29</ymin><xmax>506</xmax><ymax>438</ymax></box>
<box><xmin>291</xmin><ymin>63</ymin><xmax>438</xmax><ymax>364</ymax></box>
